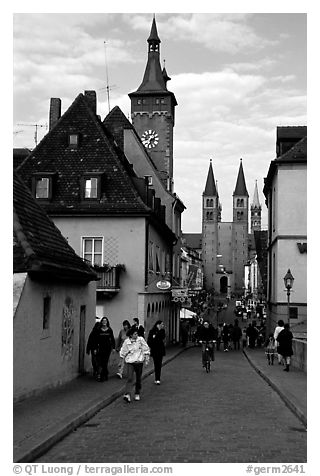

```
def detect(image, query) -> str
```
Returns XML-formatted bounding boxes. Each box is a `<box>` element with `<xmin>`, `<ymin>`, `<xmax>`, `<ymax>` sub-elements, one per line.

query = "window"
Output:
<box><xmin>155</xmin><ymin>246</ymin><xmax>161</xmax><ymax>274</ymax></box>
<box><xmin>36</xmin><ymin>177</ymin><xmax>50</xmax><ymax>199</ymax></box>
<box><xmin>43</xmin><ymin>296</ymin><xmax>51</xmax><ymax>330</ymax></box>
<box><xmin>85</xmin><ymin>178</ymin><xmax>98</xmax><ymax>198</ymax></box>
<box><xmin>148</xmin><ymin>242</ymin><xmax>154</xmax><ymax>272</ymax></box>
<box><xmin>81</xmin><ymin>173</ymin><xmax>104</xmax><ymax>200</ymax></box>
<box><xmin>137</xmin><ymin>99</ymin><xmax>142</xmax><ymax>105</ymax></box>
<box><xmin>145</xmin><ymin>175</ymin><xmax>153</xmax><ymax>186</ymax></box>
<box><xmin>289</xmin><ymin>307</ymin><xmax>298</xmax><ymax>319</ymax></box>
<box><xmin>82</xmin><ymin>237</ymin><xmax>103</xmax><ymax>266</ymax></box>
<box><xmin>32</xmin><ymin>173</ymin><xmax>55</xmax><ymax>200</ymax></box>
<box><xmin>69</xmin><ymin>133</ymin><xmax>79</xmax><ymax>147</ymax></box>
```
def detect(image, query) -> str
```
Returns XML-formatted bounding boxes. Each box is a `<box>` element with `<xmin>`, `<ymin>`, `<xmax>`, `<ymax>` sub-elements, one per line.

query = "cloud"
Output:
<box><xmin>126</xmin><ymin>13</ymin><xmax>276</xmax><ymax>54</ymax></box>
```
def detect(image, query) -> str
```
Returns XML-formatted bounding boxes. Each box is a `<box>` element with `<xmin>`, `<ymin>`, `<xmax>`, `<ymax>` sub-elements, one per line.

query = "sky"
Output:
<box><xmin>12</xmin><ymin>10</ymin><xmax>307</xmax><ymax>232</ymax></box>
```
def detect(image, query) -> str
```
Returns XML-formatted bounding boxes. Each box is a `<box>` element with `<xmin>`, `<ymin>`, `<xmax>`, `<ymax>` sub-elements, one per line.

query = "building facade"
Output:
<box><xmin>263</xmin><ymin>126</ymin><xmax>307</xmax><ymax>334</ymax></box>
<box><xmin>13</xmin><ymin>172</ymin><xmax>97</xmax><ymax>401</ymax></box>
<box><xmin>201</xmin><ymin>159</ymin><xmax>250</xmax><ymax>296</ymax></box>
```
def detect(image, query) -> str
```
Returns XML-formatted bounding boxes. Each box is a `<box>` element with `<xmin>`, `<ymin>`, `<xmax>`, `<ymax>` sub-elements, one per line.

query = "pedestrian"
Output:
<box><xmin>120</xmin><ymin>327</ymin><xmax>150</xmax><ymax>402</ymax></box>
<box><xmin>132</xmin><ymin>317</ymin><xmax>145</xmax><ymax>338</ymax></box>
<box><xmin>147</xmin><ymin>320</ymin><xmax>166</xmax><ymax>384</ymax></box>
<box><xmin>273</xmin><ymin>319</ymin><xmax>285</xmax><ymax>364</ymax></box>
<box><xmin>180</xmin><ymin>319</ymin><xmax>189</xmax><ymax>347</ymax></box>
<box><xmin>242</xmin><ymin>327</ymin><xmax>247</xmax><ymax>348</ymax></box>
<box><xmin>276</xmin><ymin>323</ymin><xmax>293</xmax><ymax>372</ymax></box>
<box><xmin>95</xmin><ymin>317</ymin><xmax>115</xmax><ymax>381</ymax></box>
<box><xmin>231</xmin><ymin>320</ymin><xmax>242</xmax><ymax>350</ymax></box>
<box><xmin>216</xmin><ymin>323</ymin><xmax>223</xmax><ymax>351</ymax></box>
<box><xmin>264</xmin><ymin>333</ymin><xmax>276</xmax><ymax>365</ymax></box>
<box><xmin>222</xmin><ymin>323</ymin><xmax>230</xmax><ymax>352</ymax></box>
<box><xmin>115</xmin><ymin>320</ymin><xmax>131</xmax><ymax>379</ymax></box>
<box><xmin>86</xmin><ymin>321</ymin><xmax>101</xmax><ymax>378</ymax></box>
<box><xmin>246</xmin><ymin>322</ymin><xmax>258</xmax><ymax>349</ymax></box>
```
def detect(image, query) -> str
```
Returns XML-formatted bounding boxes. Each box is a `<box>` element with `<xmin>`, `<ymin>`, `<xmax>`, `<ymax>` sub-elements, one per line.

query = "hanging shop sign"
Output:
<box><xmin>156</xmin><ymin>280</ymin><xmax>171</xmax><ymax>290</ymax></box>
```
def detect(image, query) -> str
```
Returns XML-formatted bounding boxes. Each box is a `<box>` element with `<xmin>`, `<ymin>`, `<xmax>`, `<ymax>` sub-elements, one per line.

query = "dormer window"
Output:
<box><xmin>85</xmin><ymin>178</ymin><xmax>98</xmax><ymax>198</ymax></box>
<box><xmin>36</xmin><ymin>177</ymin><xmax>50</xmax><ymax>198</ymax></box>
<box><xmin>32</xmin><ymin>173</ymin><xmax>55</xmax><ymax>200</ymax></box>
<box><xmin>81</xmin><ymin>172</ymin><xmax>104</xmax><ymax>200</ymax></box>
<box><xmin>68</xmin><ymin>133</ymin><xmax>79</xmax><ymax>148</ymax></box>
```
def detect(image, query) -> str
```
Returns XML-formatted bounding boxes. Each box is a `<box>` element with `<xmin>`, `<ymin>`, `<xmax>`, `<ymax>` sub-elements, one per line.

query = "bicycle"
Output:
<box><xmin>199</xmin><ymin>340</ymin><xmax>216</xmax><ymax>372</ymax></box>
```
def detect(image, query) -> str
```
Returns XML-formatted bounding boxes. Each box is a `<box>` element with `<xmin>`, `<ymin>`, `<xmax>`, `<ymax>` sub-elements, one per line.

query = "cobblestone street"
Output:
<box><xmin>36</xmin><ymin>347</ymin><xmax>306</xmax><ymax>463</ymax></box>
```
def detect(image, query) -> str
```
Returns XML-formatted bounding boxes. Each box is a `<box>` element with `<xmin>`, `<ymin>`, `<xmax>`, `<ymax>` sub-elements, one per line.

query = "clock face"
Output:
<box><xmin>141</xmin><ymin>129</ymin><xmax>159</xmax><ymax>149</ymax></box>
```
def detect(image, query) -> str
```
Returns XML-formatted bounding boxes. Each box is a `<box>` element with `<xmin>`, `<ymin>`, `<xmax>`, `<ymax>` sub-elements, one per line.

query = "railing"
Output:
<box><xmin>95</xmin><ymin>267</ymin><xmax>120</xmax><ymax>292</ymax></box>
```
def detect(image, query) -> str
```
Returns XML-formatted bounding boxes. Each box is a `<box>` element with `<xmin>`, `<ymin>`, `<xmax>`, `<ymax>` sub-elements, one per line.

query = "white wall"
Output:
<box><xmin>13</xmin><ymin>277</ymin><xmax>96</xmax><ymax>401</ymax></box>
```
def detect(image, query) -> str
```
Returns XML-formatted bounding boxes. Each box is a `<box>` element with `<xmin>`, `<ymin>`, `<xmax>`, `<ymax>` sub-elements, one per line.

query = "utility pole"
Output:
<box><xmin>17</xmin><ymin>123</ymin><xmax>47</xmax><ymax>147</ymax></box>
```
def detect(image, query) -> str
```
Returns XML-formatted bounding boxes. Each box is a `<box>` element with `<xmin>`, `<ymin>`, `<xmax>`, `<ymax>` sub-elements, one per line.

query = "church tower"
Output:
<box><xmin>202</xmin><ymin>160</ymin><xmax>219</xmax><ymax>291</ymax></box>
<box><xmin>232</xmin><ymin>159</ymin><xmax>249</xmax><ymax>293</ymax></box>
<box><xmin>128</xmin><ymin>17</ymin><xmax>177</xmax><ymax>192</ymax></box>
<box><xmin>251</xmin><ymin>180</ymin><xmax>262</xmax><ymax>232</ymax></box>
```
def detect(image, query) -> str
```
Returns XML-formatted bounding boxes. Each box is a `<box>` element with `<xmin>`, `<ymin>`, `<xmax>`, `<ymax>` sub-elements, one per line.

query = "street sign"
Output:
<box><xmin>156</xmin><ymin>280</ymin><xmax>171</xmax><ymax>290</ymax></box>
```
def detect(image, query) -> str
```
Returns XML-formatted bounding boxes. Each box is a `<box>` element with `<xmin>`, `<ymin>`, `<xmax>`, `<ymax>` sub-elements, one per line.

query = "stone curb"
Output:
<box><xmin>242</xmin><ymin>349</ymin><xmax>307</xmax><ymax>428</ymax></box>
<box><xmin>15</xmin><ymin>346</ymin><xmax>191</xmax><ymax>463</ymax></box>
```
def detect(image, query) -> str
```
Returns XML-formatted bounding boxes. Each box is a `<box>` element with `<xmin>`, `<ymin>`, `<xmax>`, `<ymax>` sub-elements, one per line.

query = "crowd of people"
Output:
<box><xmin>86</xmin><ymin>316</ymin><xmax>166</xmax><ymax>403</ymax></box>
<box><xmin>86</xmin><ymin>310</ymin><xmax>294</xmax><ymax>402</ymax></box>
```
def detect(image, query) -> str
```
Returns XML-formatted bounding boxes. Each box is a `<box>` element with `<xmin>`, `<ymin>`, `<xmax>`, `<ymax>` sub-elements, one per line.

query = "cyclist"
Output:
<box><xmin>195</xmin><ymin>320</ymin><xmax>217</xmax><ymax>367</ymax></box>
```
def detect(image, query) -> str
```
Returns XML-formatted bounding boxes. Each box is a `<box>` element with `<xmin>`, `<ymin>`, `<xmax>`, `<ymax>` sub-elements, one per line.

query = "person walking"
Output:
<box><xmin>115</xmin><ymin>320</ymin><xmax>131</xmax><ymax>379</ymax></box>
<box><xmin>231</xmin><ymin>319</ymin><xmax>242</xmax><ymax>350</ymax></box>
<box><xmin>273</xmin><ymin>319</ymin><xmax>285</xmax><ymax>364</ymax></box>
<box><xmin>216</xmin><ymin>323</ymin><xmax>223</xmax><ymax>351</ymax></box>
<box><xmin>276</xmin><ymin>323</ymin><xmax>293</xmax><ymax>372</ymax></box>
<box><xmin>264</xmin><ymin>333</ymin><xmax>276</xmax><ymax>365</ymax></box>
<box><xmin>222</xmin><ymin>323</ymin><xmax>230</xmax><ymax>352</ymax></box>
<box><xmin>86</xmin><ymin>321</ymin><xmax>101</xmax><ymax>379</ymax></box>
<box><xmin>132</xmin><ymin>317</ymin><xmax>145</xmax><ymax>338</ymax></box>
<box><xmin>96</xmin><ymin>317</ymin><xmax>115</xmax><ymax>381</ymax></box>
<box><xmin>120</xmin><ymin>327</ymin><xmax>150</xmax><ymax>402</ymax></box>
<box><xmin>147</xmin><ymin>320</ymin><xmax>166</xmax><ymax>384</ymax></box>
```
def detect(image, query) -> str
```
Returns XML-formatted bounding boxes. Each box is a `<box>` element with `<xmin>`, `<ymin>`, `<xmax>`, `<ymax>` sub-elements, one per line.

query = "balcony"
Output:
<box><xmin>94</xmin><ymin>265</ymin><xmax>125</xmax><ymax>294</ymax></box>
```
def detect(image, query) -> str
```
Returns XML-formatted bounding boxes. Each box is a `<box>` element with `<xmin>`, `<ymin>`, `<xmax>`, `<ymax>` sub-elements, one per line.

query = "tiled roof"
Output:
<box><xmin>13</xmin><ymin>171</ymin><xmax>97</xmax><ymax>282</ymax></box>
<box><xmin>103</xmin><ymin>106</ymin><xmax>134</xmax><ymax>151</ymax></box>
<box><xmin>103</xmin><ymin>106</ymin><xmax>186</xmax><ymax>210</ymax></box>
<box><xmin>16</xmin><ymin>94</ymin><xmax>150</xmax><ymax>216</ymax></box>
<box><xmin>276</xmin><ymin>136</ymin><xmax>307</xmax><ymax>163</ymax></box>
<box><xmin>263</xmin><ymin>136</ymin><xmax>307</xmax><ymax>195</ymax></box>
<box><xmin>13</xmin><ymin>148</ymin><xmax>31</xmax><ymax>169</ymax></box>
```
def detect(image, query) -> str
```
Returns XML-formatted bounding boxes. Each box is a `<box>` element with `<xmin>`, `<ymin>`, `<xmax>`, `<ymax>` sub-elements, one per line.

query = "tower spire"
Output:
<box><xmin>204</xmin><ymin>159</ymin><xmax>218</xmax><ymax>196</ymax></box>
<box><xmin>251</xmin><ymin>180</ymin><xmax>261</xmax><ymax>207</ymax></box>
<box><xmin>234</xmin><ymin>158</ymin><xmax>249</xmax><ymax>196</ymax></box>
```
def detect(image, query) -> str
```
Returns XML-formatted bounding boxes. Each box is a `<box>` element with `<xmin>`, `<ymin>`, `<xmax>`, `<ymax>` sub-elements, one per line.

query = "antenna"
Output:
<box><xmin>17</xmin><ymin>123</ymin><xmax>47</xmax><ymax>147</ymax></box>
<box><xmin>103</xmin><ymin>41</ymin><xmax>117</xmax><ymax>113</ymax></box>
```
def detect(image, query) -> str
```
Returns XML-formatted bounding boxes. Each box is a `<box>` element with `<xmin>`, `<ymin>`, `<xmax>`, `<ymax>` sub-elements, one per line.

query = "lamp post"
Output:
<box><xmin>283</xmin><ymin>269</ymin><xmax>294</xmax><ymax>327</ymax></box>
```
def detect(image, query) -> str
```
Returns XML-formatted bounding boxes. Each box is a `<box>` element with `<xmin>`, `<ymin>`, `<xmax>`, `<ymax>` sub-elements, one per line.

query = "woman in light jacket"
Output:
<box><xmin>120</xmin><ymin>327</ymin><xmax>150</xmax><ymax>403</ymax></box>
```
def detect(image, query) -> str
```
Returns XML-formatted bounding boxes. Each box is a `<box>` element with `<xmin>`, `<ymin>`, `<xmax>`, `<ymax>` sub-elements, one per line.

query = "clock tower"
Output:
<box><xmin>129</xmin><ymin>17</ymin><xmax>177</xmax><ymax>191</ymax></box>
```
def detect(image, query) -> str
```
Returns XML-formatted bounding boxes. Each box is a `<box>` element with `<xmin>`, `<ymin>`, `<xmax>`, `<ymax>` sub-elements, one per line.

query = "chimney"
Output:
<box><xmin>49</xmin><ymin>98</ymin><xmax>61</xmax><ymax>130</ymax></box>
<box><xmin>84</xmin><ymin>90</ymin><xmax>97</xmax><ymax>114</ymax></box>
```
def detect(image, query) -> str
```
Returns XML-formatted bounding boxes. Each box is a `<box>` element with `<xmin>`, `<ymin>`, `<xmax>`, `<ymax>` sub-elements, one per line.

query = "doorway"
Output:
<box><xmin>79</xmin><ymin>305</ymin><xmax>86</xmax><ymax>374</ymax></box>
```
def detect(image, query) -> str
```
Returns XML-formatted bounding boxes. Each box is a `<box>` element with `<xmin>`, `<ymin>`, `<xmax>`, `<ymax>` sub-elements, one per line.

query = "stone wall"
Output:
<box><xmin>291</xmin><ymin>338</ymin><xmax>307</xmax><ymax>372</ymax></box>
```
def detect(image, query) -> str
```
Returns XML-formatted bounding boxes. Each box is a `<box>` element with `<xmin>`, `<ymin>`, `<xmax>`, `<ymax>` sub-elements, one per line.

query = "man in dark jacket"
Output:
<box><xmin>276</xmin><ymin>323</ymin><xmax>293</xmax><ymax>371</ymax></box>
<box><xmin>196</xmin><ymin>320</ymin><xmax>217</xmax><ymax>364</ymax></box>
<box><xmin>231</xmin><ymin>320</ymin><xmax>242</xmax><ymax>350</ymax></box>
<box><xmin>147</xmin><ymin>320</ymin><xmax>166</xmax><ymax>384</ymax></box>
